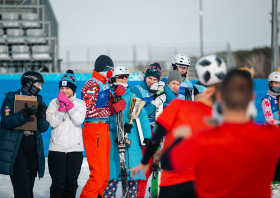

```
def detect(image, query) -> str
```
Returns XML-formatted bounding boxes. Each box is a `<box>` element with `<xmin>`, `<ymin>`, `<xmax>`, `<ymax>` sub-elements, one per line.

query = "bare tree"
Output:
<box><xmin>244</xmin><ymin>53</ymin><xmax>270</xmax><ymax>78</ymax></box>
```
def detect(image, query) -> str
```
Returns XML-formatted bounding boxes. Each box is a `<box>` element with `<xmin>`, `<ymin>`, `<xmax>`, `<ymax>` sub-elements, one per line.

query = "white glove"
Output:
<box><xmin>150</xmin><ymin>81</ymin><xmax>165</xmax><ymax>92</ymax></box>
<box><xmin>158</xmin><ymin>81</ymin><xmax>165</xmax><ymax>86</ymax></box>
<box><xmin>151</xmin><ymin>94</ymin><xmax>166</xmax><ymax>108</ymax></box>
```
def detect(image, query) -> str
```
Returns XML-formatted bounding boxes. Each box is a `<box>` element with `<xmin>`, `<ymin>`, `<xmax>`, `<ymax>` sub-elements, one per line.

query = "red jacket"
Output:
<box><xmin>81</xmin><ymin>70</ymin><xmax>113</xmax><ymax>119</ymax></box>
<box><xmin>169</xmin><ymin>122</ymin><xmax>280</xmax><ymax>198</ymax></box>
<box><xmin>156</xmin><ymin>99</ymin><xmax>212</xmax><ymax>186</ymax></box>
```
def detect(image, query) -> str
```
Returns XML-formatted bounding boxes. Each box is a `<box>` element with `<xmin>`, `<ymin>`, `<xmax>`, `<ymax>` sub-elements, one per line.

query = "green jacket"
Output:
<box><xmin>0</xmin><ymin>89</ymin><xmax>49</xmax><ymax>178</ymax></box>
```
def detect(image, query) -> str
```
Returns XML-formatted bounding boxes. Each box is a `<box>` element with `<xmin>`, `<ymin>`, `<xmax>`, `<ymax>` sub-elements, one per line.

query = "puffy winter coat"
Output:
<box><xmin>130</xmin><ymin>80</ymin><xmax>176</xmax><ymax>125</ymax></box>
<box><xmin>46</xmin><ymin>94</ymin><xmax>86</xmax><ymax>152</ymax></box>
<box><xmin>109</xmin><ymin>87</ymin><xmax>152</xmax><ymax>181</ymax></box>
<box><xmin>262</xmin><ymin>92</ymin><xmax>280</xmax><ymax>125</ymax></box>
<box><xmin>0</xmin><ymin>89</ymin><xmax>49</xmax><ymax>178</ymax></box>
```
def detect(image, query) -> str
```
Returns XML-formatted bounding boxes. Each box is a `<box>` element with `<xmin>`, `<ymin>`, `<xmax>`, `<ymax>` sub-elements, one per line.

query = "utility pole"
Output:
<box><xmin>271</xmin><ymin>0</ymin><xmax>279</xmax><ymax>72</ymax></box>
<box><xmin>66</xmin><ymin>47</ymin><xmax>70</xmax><ymax>71</ymax></box>
<box><xmin>199</xmin><ymin>0</ymin><xmax>204</xmax><ymax>57</ymax></box>
<box><xmin>86</xmin><ymin>46</ymin><xmax>90</xmax><ymax>70</ymax></box>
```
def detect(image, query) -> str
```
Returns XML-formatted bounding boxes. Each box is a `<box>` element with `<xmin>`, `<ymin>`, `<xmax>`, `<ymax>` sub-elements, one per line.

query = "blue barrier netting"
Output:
<box><xmin>0</xmin><ymin>78</ymin><xmax>268</xmax><ymax>157</ymax></box>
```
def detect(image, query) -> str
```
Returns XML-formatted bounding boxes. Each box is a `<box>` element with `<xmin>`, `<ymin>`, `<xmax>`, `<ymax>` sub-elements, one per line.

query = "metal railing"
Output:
<box><xmin>62</xmin><ymin>43</ymin><xmax>237</xmax><ymax>79</ymax></box>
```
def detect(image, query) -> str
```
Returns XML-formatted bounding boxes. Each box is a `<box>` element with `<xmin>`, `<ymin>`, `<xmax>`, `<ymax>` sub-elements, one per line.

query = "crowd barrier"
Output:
<box><xmin>0</xmin><ymin>77</ymin><xmax>268</xmax><ymax>157</ymax></box>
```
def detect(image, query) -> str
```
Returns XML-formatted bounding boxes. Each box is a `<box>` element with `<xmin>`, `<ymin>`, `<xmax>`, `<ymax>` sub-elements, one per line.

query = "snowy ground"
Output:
<box><xmin>0</xmin><ymin>158</ymin><xmax>151</xmax><ymax>198</ymax></box>
<box><xmin>1</xmin><ymin>158</ymin><xmax>279</xmax><ymax>198</ymax></box>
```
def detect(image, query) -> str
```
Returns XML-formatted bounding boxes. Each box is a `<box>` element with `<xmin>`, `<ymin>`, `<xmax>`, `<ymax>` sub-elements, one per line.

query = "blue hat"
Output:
<box><xmin>59</xmin><ymin>70</ymin><xmax>77</xmax><ymax>93</ymax></box>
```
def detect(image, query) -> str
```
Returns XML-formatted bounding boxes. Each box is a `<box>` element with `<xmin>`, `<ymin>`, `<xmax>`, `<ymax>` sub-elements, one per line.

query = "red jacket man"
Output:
<box><xmin>162</xmin><ymin>70</ymin><xmax>280</xmax><ymax>198</ymax></box>
<box><xmin>80</xmin><ymin>55</ymin><xmax>126</xmax><ymax>198</ymax></box>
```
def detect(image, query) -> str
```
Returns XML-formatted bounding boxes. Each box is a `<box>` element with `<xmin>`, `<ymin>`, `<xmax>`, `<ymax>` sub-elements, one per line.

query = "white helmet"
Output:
<box><xmin>268</xmin><ymin>71</ymin><xmax>280</xmax><ymax>91</ymax></box>
<box><xmin>112</xmin><ymin>66</ymin><xmax>129</xmax><ymax>78</ymax></box>
<box><xmin>195</xmin><ymin>55</ymin><xmax>227</xmax><ymax>86</ymax></box>
<box><xmin>172</xmin><ymin>54</ymin><xmax>191</xmax><ymax>68</ymax></box>
<box><xmin>268</xmin><ymin>72</ymin><xmax>280</xmax><ymax>83</ymax></box>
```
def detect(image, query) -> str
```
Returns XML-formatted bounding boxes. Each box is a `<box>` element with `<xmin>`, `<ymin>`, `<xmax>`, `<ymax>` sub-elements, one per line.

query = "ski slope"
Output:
<box><xmin>0</xmin><ymin>158</ymin><xmax>152</xmax><ymax>198</ymax></box>
<box><xmin>0</xmin><ymin>158</ymin><xmax>278</xmax><ymax>198</ymax></box>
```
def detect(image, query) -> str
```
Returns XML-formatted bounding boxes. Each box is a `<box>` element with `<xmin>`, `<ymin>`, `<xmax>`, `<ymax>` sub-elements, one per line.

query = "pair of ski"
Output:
<box><xmin>150</xmin><ymin>86</ymin><xmax>193</xmax><ymax>198</ymax></box>
<box><xmin>149</xmin><ymin>85</ymin><xmax>165</xmax><ymax>198</ymax></box>
<box><xmin>114</xmin><ymin>94</ymin><xmax>129</xmax><ymax>198</ymax></box>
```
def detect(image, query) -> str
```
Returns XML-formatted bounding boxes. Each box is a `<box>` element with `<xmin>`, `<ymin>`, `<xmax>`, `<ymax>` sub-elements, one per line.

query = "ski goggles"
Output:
<box><xmin>106</xmin><ymin>65</ymin><xmax>114</xmax><ymax>71</ymax></box>
<box><xmin>177</xmin><ymin>65</ymin><xmax>189</xmax><ymax>70</ymax></box>
<box><xmin>116</xmin><ymin>74</ymin><xmax>129</xmax><ymax>79</ymax></box>
<box><xmin>61</xmin><ymin>75</ymin><xmax>76</xmax><ymax>82</ymax></box>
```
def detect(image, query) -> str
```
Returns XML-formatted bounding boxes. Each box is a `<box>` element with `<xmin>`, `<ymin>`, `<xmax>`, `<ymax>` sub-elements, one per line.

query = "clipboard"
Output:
<box><xmin>14</xmin><ymin>95</ymin><xmax>38</xmax><ymax>131</ymax></box>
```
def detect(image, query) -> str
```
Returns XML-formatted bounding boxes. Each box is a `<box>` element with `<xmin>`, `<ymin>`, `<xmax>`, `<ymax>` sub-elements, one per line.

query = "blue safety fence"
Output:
<box><xmin>0</xmin><ymin>72</ymin><xmax>143</xmax><ymax>81</ymax></box>
<box><xmin>0</xmin><ymin>78</ymin><xmax>268</xmax><ymax>157</ymax></box>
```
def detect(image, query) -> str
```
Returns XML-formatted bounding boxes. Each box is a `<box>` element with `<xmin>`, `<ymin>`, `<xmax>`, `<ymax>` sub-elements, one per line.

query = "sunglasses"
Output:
<box><xmin>61</xmin><ymin>75</ymin><xmax>76</xmax><ymax>82</ymax></box>
<box><xmin>116</xmin><ymin>74</ymin><xmax>129</xmax><ymax>79</ymax></box>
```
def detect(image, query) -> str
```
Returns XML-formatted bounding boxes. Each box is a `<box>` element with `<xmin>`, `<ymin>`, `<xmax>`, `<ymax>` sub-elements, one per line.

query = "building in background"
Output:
<box><xmin>0</xmin><ymin>0</ymin><xmax>59</xmax><ymax>73</ymax></box>
<box><xmin>0</xmin><ymin>1</ymin><xmax>236</xmax><ymax>81</ymax></box>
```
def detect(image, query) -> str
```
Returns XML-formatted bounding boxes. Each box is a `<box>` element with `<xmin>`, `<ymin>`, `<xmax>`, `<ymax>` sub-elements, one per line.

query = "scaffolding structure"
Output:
<box><xmin>0</xmin><ymin>0</ymin><xmax>59</xmax><ymax>73</ymax></box>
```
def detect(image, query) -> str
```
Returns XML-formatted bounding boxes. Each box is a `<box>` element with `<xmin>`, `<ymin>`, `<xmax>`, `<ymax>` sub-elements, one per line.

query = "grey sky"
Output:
<box><xmin>50</xmin><ymin>0</ymin><xmax>274</xmax><ymax>61</ymax></box>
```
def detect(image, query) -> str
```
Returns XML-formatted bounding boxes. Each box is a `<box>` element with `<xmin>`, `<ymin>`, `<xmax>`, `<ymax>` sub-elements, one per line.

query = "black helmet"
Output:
<box><xmin>21</xmin><ymin>71</ymin><xmax>45</xmax><ymax>85</ymax></box>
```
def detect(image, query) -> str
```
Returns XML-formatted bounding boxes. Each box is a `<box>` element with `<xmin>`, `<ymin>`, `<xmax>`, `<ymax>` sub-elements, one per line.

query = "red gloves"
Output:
<box><xmin>112</xmin><ymin>99</ymin><xmax>126</xmax><ymax>113</ymax></box>
<box><xmin>57</xmin><ymin>92</ymin><xmax>74</xmax><ymax>112</ymax></box>
<box><xmin>113</xmin><ymin>85</ymin><xmax>125</xmax><ymax>96</ymax></box>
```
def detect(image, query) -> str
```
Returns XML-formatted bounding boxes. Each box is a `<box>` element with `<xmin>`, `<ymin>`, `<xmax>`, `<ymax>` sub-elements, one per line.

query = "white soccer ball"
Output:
<box><xmin>195</xmin><ymin>55</ymin><xmax>227</xmax><ymax>86</ymax></box>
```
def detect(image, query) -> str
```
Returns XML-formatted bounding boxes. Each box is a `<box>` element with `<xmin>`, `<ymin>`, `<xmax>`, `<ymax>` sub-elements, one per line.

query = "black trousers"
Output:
<box><xmin>274</xmin><ymin>158</ymin><xmax>280</xmax><ymax>181</ymax></box>
<box><xmin>158</xmin><ymin>181</ymin><xmax>196</xmax><ymax>198</ymax></box>
<box><xmin>10</xmin><ymin>135</ymin><xmax>38</xmax><ymax>198</ymax></box>
<box><xmin>48</xmin><ymin>151</ymin><xmax>83</xmax><ymax>198</ymax></box>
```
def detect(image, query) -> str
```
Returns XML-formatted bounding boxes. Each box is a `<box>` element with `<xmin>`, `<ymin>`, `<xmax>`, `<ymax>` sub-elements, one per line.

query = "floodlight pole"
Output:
<box><xmin>271</xmin><ymin>0</ymin><xmax>279</xmax><ymax>72</ymax></box>
<box><xmin>199</xmin><ymin>0</ymin><xmax>204</xmax><ymax>57</ymax></box>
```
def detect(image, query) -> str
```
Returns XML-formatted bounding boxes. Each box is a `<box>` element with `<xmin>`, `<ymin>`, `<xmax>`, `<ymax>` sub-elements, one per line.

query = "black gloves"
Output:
<box><xmin>22</xmin><ymin>103</ymin><xmax>37</xmax><ymax>118</ymax></box>
<box><xmin>115</xmin><ymin>123</ymin><xmax>133</xmax><ymax>143</ymax></box>
<box><xmin>35</xmin><ymin>102</ymin><xmax>46</xmax><ymax>122</ymax></box>
<box><xmin>124</xmin><ymin>123</ymin><xmax>133</xmax><ymax>134</ymax></box>
<box><xmin>22</xmin><ymin>102</ymin><xmax>46</xmax><ymax>121</ymax></box>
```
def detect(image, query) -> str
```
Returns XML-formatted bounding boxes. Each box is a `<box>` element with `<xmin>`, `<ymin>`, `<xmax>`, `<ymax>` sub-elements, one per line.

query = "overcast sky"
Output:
<box><xmin>49</xmin><ymin>0</ymin><xmax>275</xmax><ymax>61</ymax></box>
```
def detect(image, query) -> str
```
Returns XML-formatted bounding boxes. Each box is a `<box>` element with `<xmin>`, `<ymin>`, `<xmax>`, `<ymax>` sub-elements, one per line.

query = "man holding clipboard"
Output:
<box><xmin>0</xmin><ymin>71</ymin><xmax>49</xmax><ymax>198</ymax></box>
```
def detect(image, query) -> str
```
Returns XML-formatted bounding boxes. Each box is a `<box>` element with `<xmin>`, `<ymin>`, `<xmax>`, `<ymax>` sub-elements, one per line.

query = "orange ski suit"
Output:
<box><xmin>80</xmin><ymin>70</ymin><xmax>114</xmax><ymax>198</ymax></box>
<box><xmin>80</xmin><ymin>121</ymin><xmax>111</xmax><ymax>198</ymax></box>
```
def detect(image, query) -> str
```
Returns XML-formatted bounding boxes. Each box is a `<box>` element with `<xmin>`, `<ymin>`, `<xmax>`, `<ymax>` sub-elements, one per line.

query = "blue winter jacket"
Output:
<box><xmin>109</xmin><ymin>87</ymin><xmax>152</xmax><ymax>181</ymax></box>
<box><xmin>0</xmin><ymin>89</ymin><xmax>49</xmax><ymax>178</ymax></box>
<box><xmin>130</xmin><ymin>81</ymin><xmax>176</xmax><ymax>117</ymax></box>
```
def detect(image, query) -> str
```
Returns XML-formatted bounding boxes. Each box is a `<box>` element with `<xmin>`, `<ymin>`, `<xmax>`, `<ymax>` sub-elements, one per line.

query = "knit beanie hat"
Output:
<box><xmin>59</xmin><ymin>70</ymin><xmax>77</xmax><ymax>93</ymax></box>
<box><xmin>167</xmin><ymin>70</ymin><xmax>183</xmax><ymax>85</ymax></box>
<box><xmin>144</xmin><ymin>62</ymin><xmax>162</xmax><ymax>81</ymax></box>
<box><xmin>94</xmin><ymin>55</ymin><xmax>114</xmax><ymax>72</ymax></box>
